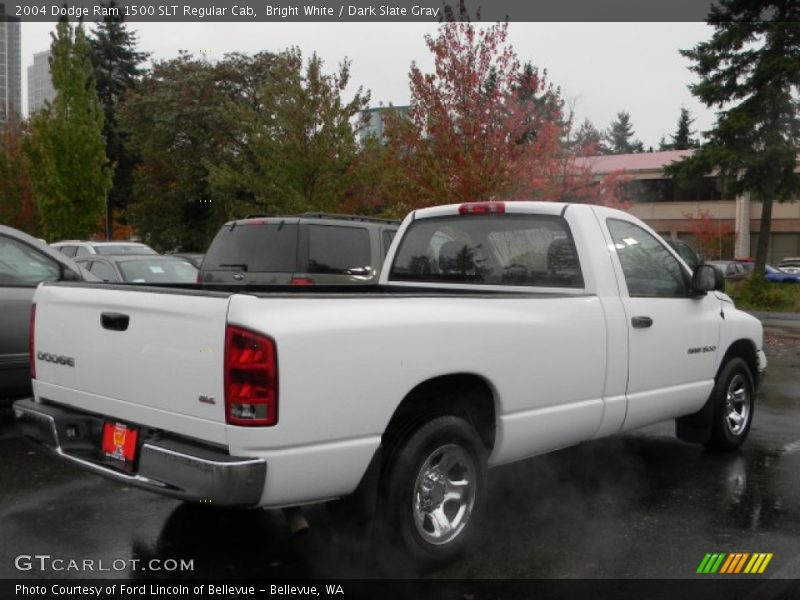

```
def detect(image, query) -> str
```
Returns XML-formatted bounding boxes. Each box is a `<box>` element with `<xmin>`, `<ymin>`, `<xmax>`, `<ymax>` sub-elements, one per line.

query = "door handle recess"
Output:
<box><xmin>101</xmin><ymin>312</ymin><xmax>130</xmax><ymax>331</ymax></box>
<box><xmin>631</xmin><ymin>316</ymin><xmax>653</xmax><ymax>329</ymax></box>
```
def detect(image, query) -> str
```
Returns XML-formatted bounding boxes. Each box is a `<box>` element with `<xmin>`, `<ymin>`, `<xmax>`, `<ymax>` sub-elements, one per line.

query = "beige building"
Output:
<box><xmin>578</xmin><ymin>150</ymin><xmax>800</xmax><ymax>263</ymax></box>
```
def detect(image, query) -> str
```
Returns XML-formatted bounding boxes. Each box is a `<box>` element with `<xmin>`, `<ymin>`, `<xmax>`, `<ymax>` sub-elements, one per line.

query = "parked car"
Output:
<box><xmin>17</xmin><ymin>201</ymin><xmax>765</xmax><ymax>565</ymax></box>
<box><xmin>200</xmin><ymin>213</ymin><xmax>400</xmax><ymax>285</ymax></box>
<box><xmin>51</xmin><ymin>240</ymin><xmax>157</xmax><ymax>258</ymax></box>
<box><xmin>0</xmin><ymin>225</ymin><xmax>97</xmax><ymax>400</ymax></box>
<box><xmin>735</xmin><ymin>261</ymin><xmax>800</xmax><ymax>284</ymax></box>
<box><xmin>171</xmin><ymin>252</ymin><xmax>204</xmax><ymax>269</ymax></box>
<box><xmin>764</xmin><ymin>265</ymin><xmax>800</xmax><ymax>284</ymax></box>
<box><xmin>778</xmin><ymin>257</ymin><xmax>800</xmax><ymax>275</ymax></box>
<box><xmin>707</xmin><ymin>260</ymin><xmax>749</xmax><ymax>282</ymax></box>
<box><xmin>74</xmin><ymin>255</ymin><xmax>198</xmax><ymax>284</ymax></box>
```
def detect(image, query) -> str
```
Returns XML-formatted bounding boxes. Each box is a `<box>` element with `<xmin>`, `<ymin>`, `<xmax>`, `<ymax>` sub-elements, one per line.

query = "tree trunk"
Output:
<box><xmin>754</xmin><ymin>185</ymin><xmax>775</xmax><ymax>275</ymax></box>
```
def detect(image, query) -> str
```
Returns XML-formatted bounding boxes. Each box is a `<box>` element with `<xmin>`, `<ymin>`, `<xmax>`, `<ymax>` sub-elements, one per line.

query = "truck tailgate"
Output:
<box><xmin>31</xmin><ymin>284</ymin><xmax>231</xmax><ymax>444</ymax></box>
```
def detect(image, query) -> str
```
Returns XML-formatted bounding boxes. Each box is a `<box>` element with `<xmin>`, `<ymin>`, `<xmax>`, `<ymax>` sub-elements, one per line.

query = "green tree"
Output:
<box><xmin>119</xmin><ymin>53</ymin><xmax>231</xmax><ymax>251</ymax></box>
<box><xmin>89</xmin><ymin>2</ymin><xmax>149</xmax><ymax>237</ymax></box>
<box><xmin>604</xmin><ymin>111</ymin><xmax>644</xmax><ymax>154</ymax></box>
<box><xmin>661</xmin><ymin>107</ymin><xmax>698</xmax><ymax>150</ymax></box>
<box><xmin>209</xmin><ymin>49</ymin><xmax>370</xmax><ymax>216</ymax></box>
<box><xmin>24</xmin><ymin>20</ymin><xmax>112</xmax><ymax>241</ymax></box>
<box><xmin>665</xmin><ymin>3</ymin><xmax>800</xmax><ymax>274</ymax></box>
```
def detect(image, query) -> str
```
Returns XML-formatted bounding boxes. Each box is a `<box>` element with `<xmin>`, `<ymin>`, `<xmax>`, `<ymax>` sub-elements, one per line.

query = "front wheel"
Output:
<box><xmin>379</xmin><ymin>415</ymin><xmax>487</xmax><ymax>566</ymax></box>
<box><xmin>706</xmin><ymin>357</ymin><xmax>755</xmax><ymax>451</ymax></box>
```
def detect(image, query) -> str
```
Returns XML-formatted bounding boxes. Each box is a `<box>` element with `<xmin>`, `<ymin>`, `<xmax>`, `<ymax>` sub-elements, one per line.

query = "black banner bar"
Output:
<box><xmin>5</xmin><ymin>579</ymin><xmax>800</xmax><ymax>600</ymax></box>
<box><xmin>4</xmin><ymin>0</ymin><xmax>725</xmax><ymax>23</ymax></box>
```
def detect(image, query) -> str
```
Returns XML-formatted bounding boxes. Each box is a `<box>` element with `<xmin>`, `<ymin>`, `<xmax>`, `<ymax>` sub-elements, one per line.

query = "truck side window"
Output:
<box><xmin>608</xmin><ymin>219</ymin><xmax>688</xmax><ymax>298</ymax></box>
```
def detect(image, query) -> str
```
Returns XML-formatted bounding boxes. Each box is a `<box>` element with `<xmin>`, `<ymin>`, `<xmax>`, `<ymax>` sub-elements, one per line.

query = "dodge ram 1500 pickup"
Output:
<box><xmin>14</xmin><ymin>201</ymin><xmax>766</xmax><ymax>564</ymax></box>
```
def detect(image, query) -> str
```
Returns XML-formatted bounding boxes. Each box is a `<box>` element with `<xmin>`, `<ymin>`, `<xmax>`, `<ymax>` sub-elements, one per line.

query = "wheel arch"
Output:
<box><xmin>383</xmin><ymin>373</ymin><xmax>497</xmax><ymax>452</ymax></box>
<box><xmin>718</xmin><ymin>339</ymin><xmax>758</xmax><ymax>384</ymax></box>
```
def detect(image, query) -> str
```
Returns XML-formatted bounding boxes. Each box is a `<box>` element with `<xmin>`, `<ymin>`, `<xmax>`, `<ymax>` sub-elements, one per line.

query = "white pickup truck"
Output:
<box><xmin>14</xmin><ymin>201</ymin><xmax>766</xmax><ymax>564</ymax></box>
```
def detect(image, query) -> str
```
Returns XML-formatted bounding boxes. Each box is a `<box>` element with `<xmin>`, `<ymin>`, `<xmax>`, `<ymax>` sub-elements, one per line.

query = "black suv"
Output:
<box><xmin>200</xmin><ymin>213</ymin><xmax>400</xmax><ymax>285</ymax></box>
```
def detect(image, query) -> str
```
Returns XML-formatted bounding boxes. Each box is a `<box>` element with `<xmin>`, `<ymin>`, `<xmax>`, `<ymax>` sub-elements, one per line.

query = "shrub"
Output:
<box><xmin>727</xmin><ymin>276</ymin><xmax>800</xmax><ymax>312</ymax></box>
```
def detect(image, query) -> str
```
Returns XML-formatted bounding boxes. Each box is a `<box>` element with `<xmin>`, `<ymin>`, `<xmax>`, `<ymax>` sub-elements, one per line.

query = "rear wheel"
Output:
<box><xmin>706</xmin><ymin>358</ymin><xmax>754</xmax><ymax>451</ymax></box>
<box><xmin>379</xmin><ymin>415</ymin><xmax>487</xmax><ymax>566</ymax></box>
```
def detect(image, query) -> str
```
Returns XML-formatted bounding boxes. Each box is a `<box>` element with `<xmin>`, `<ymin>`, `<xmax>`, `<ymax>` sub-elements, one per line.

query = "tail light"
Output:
<box><xmin>196</xmin><ymin>272</ymin><xmax>202</xmax><ymax>283</ymax></box>
<box><xmin>224</xmin><ymin>325</ymin><xmax>278</xmax><ymax>426</ymax></box>
<box><xmin>290</xmin><ymin>277</ymin><xmax>315</xmax><ymax>285</ymax></box>
<box><xmin>29</xmin><ymin>303</ymin><xmax>36</xmax><ymax>379</ymax></box>
<box><xmin>459</xmin><ymin>201</ymin><xmax>505</xmax><ymax>215</ymax></box>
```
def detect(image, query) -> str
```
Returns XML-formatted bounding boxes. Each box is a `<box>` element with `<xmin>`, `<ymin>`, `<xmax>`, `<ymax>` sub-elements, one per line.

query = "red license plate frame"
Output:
<box><xmin>101</xmin><ymin>421</ymin><xmax>139</xmax><ymax>463</ymax></box>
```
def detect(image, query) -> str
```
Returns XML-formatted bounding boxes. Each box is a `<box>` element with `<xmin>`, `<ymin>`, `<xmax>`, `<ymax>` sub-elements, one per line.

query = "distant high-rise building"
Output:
<box><xmin>360</xmin><ymin>106</ymin><xmax>411</xmax><ymax>144</ymax></box>
<box><xmin>28</xmin><ymin>50</ymin><xmax>56</xmax><ymax>115</ymax></box>
<box><xmin>0</xmin><ymin>3</ymin><xmax>22</xmax><ymax>128</ymax></box>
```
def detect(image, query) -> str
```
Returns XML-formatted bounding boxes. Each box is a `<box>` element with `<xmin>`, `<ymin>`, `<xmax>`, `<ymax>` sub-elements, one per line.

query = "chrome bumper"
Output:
<box><xmin>13</xmin><ymin>398</ymin><xmax>266</xmax><ymax>508</ymax></box>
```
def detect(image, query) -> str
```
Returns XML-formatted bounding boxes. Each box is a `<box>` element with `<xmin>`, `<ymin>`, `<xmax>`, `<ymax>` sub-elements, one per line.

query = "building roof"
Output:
<box><xmin>576</xmin><ymin>149</ymin><xmax>695</xmax><ymax>175</ymax></box>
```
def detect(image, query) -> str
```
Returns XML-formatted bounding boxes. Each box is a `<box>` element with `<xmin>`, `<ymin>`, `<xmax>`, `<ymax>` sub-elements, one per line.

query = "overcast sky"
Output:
<box><xmin>21</xmin><ymin>22</ymin><xmax>716</xmax><ymax>149</ymax></box>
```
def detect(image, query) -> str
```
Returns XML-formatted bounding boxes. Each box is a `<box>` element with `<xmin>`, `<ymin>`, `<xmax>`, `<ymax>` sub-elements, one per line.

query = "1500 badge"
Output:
<box><xmin>688</xmin><ymin>346</ymin><xmax>717</xmax><ymax>355</ymax></box>
<box><xmin>37</xmin><ymin>351</ymin><xmax>75</xmax><ymax>367</ymax></box>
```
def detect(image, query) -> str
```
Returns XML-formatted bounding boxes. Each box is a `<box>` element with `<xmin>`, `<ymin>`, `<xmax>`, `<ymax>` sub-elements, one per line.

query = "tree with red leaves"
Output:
<box><xmin>377</xmin><ymin>18</ymin><xmax>624</xmax><ymax>213</ymax></box>
<box><xmin>0</xmin><ymin>121</ymin><xmax>37</xmax><ymax>233</ymax></box>
<box><xmin>683</xmin><ymin>209</ymin><xmax>734</xmax><ymax>261</ymax></box>
<box><xmin>382</xmin><ymin>19</ymin><xmax>564</xmax><ymax>209</ymax></box>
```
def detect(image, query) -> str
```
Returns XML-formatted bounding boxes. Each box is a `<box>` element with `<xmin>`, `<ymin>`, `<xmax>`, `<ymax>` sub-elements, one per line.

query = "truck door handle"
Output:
<box><xmin>631</xmin><ymin>316</ymin><xmax>653</xmax><ymax>329</ymax></box>
<box><xmin>101</xmin><ymin>312</ymin><xmax>130</xmax><ymax>332</ymax></box>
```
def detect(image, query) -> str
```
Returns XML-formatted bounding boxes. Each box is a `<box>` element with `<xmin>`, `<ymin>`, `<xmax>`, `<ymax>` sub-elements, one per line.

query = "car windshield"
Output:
<box><xmin>95</xmin><ymin>244</ymin><xmax>157</xmax><ymax>255</ymax></box>
<box><xmin>118</xmin><ymin>259</ymin><xmax>198</xmax><ymax>283</ymax></box>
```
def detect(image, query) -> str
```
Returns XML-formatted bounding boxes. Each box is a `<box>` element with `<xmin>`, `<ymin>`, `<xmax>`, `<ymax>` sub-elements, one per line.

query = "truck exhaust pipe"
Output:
<box><xmin>282</xmin><ymin>506</ymin><xmax>310</xmax><ymax>535</ymax></box>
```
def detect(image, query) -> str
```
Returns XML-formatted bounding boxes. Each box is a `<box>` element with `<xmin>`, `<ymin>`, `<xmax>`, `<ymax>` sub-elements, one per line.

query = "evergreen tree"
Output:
<box><xmin>665</xmin><ymin>2</ymin><xmax>800</xmax><ymax>274</ymax></box>
<box><xmin>89</xmin><ymin>2</ymin><xmax>149</xmax><ymax>237</ymax></box>
<box><xmin>572</xmin><ymin>118</ymin><xmax>604</xmax><ymax>156</ymax></box>
<box><xmin>664</xmin><ymin>107</ymin><xmax>698</xmax><ymax>150</ymax></box>
<box><xmin>24</xmin><ymin>20</ymin><xmax>112</xmax><ymax>241</ymax></box>
<box><xmin>604</xmin><ymin>111</ymin><xmax>644</xmax><ymax>154</ymax></box>
<box><xmin>514</xmin><ymin>62</ymin><xmax>565</xmax><ymax>145</ymax></box>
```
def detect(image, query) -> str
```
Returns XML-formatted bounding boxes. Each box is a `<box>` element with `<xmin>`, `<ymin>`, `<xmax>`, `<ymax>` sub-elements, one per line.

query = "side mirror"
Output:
<box><xmin>691</xmin><ymin>264</ymin><xmax>720</xmax><ymax>295</ymax></box>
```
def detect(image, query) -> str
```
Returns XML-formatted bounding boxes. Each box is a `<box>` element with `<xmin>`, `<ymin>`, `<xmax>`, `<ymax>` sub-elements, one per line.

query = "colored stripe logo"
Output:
<box><xmin>697</xmin><ymin>553</ymin><xmax>773</xmax><ymax>574</ymax></box>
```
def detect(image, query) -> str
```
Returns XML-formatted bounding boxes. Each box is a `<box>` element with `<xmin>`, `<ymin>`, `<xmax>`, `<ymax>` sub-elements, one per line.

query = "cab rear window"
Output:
<box><xmin>389</xmin><ymin>214</ymin><xmax>583</xmax><ymax>287</ymax></box>
<box><xmin>204</xmin><ymin>223</ymin><xmax>299</xmax><ymax>272</ymax></box>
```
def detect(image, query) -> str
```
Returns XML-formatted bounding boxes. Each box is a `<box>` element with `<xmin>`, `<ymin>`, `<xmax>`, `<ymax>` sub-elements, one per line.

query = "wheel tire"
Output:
<box><xmin>705</xmin><ymin>357</ymin><xmax>755</xmax><ymax>451</ymax></box>
<box><xmin>379</xmin><ymin>415</ymin><xmax>487</xmax><ymax>566</ymax></box>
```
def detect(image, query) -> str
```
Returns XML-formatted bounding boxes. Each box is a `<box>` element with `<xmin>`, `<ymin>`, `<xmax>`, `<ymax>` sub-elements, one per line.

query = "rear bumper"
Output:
<box><xmin>13</xmin><ymin>398</ymin><xmax>266</xmax><ymax>508</ymax></box>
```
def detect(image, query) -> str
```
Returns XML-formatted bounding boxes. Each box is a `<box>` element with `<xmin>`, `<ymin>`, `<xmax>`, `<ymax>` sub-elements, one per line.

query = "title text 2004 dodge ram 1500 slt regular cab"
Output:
<box><xmin>14</xmin><ymin>201</ymin><xmax>766</xmax><ymax>564</ymax></box>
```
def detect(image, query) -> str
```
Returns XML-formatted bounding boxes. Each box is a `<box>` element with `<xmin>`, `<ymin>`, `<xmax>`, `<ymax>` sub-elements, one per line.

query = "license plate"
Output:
<box><xmin>102</xmin><ymin>422</ymin><xmax>139</xmax><ymax>462</ymax></box>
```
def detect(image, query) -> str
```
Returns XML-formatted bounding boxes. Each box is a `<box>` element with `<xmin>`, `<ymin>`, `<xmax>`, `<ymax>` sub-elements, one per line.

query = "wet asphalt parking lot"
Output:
<box><xmin>1</xmin><ymin>314</ymin><xmax>799</xmax><ymax>583</ymax></box>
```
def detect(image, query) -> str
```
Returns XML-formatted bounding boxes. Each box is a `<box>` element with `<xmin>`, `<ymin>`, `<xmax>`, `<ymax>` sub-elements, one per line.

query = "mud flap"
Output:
<box><xmin>326</xmin><ymin>446</ymin><xmax>383</xmax><ymax>541</ymax></box>
<box><xmin>675</xmin><ymin>393</ymin><xmax>714</xmax><ymax>444</ymax></box>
